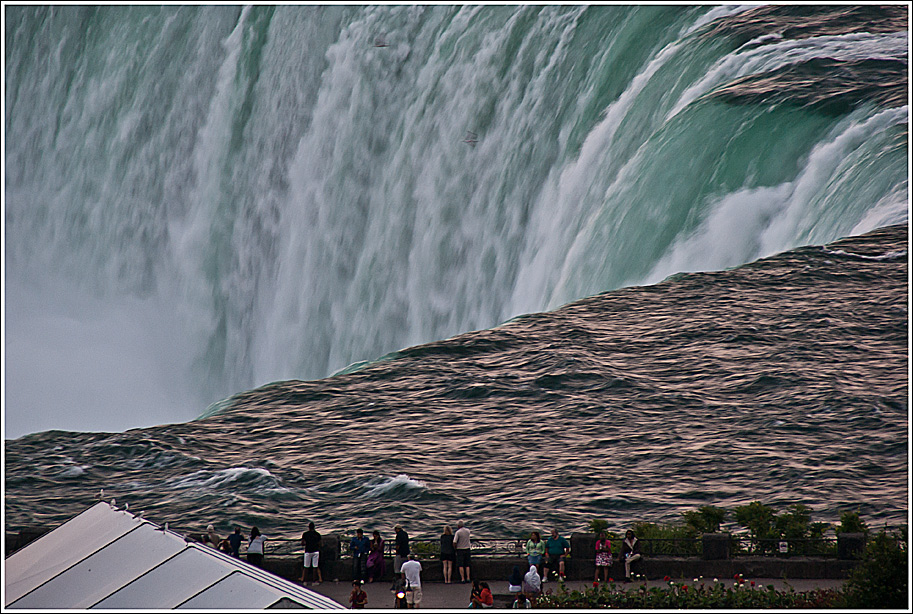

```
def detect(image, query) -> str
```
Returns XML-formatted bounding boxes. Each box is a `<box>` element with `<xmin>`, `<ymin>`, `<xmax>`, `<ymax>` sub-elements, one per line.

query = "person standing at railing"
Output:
<box><xmin>350</xmin><ymin>529</ymin><xmax>371</xmax><ymax>582</ymax></box>
<box><xmin>621</xmin><ymin>529</ymin><xmax>642</xmax><ymax>582</ymax></box>
<box><xmin>454</xmin><ymin>520</ymin><xmax>472</xmax><ymax>583</ymax></box>
<box><xmin>248</xmin><ymin>526</ymin><xmax>266</xmax><ymax>568</ymax></box>
<box><xmin>544</xmin><ymin>528</ymin><xmax>569</xmax><ymax>581</ymax></box>
<box><xmin>440</xmin><ymin>525</ymin><xmax>456</xmax><ymax>584</ymax></box>
<box><xmin>204</xmin><ymin>524</ymin><xmax>221</xmax><ymax>549</ymax></box>
<box><xmin>228</xmin><ymin>526</ymin><xmax>243</xmax><ymax>558</ymax></box>
<box><xmin>367</xmin><ymin>530</ymin><xmax>386</xmax><ymax>583</ymax></box>
<box><xmin>524</xmin><ymin>531</ymin><xmax>545</xmax><ymax>578</ymax></box>
<box><xmin>300</xmin><ymin>521</ymin><xmax>323</xmax><ymax>585</ymax></box>
<box><xmin>394</xmin><ymin>525</ymin><xmax>410</xmax><ymax>574</ymax></box>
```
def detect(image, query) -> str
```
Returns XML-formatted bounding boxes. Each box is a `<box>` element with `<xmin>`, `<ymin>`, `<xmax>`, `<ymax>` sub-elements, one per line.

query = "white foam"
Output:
<box><xmin>169</xmin><ymin>466</ymin><xmax>290</xmax><ymax>493</ymax></box>
<box><xmin>361</xmin><ymin>474</ymin><xmax>427</xmax><ymax>498</ymax></box>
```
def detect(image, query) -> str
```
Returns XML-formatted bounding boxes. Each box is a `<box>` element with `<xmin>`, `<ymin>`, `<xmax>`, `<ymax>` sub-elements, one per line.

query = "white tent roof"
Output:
<box><xmin>4</xmin><ymin>502</ymin><xmax>342</xmax><ymax>609</ymax></box>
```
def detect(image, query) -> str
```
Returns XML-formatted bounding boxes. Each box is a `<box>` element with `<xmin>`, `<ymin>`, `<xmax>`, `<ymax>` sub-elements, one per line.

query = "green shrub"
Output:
<box><xmin>841</xmin><ymin>527</ymin><xmax>908</xmax><ymax>609</ymax></box>
<box><xmin>836</xmin><ymin>510</ymin><xmax>868</xmax><ymax>535</ymax></box>
<box><xmin>411</xmin><ymin>540</ymin><xmax>439</xmax><ymax>556</ymax></box>
<box><xmin>682</xmin><ymin>505</ymin><xmax>727</xmax><ymax>534</ymax></box>
<box><xmin>589</xmin><ymin>519</ymin><xmax>609</xmax><ymax>534</ymax></box>
<box><xmin>775</xmin><ymin>504</ymin><xmax>832</xmax><ymax>555</ymax></box>
<box><xmin>734</xmin><ymin>501</ymin><xmax>778</xmax><ymax>554</ymax></box>
<box><xmin>632</xmin><ymin>522</ymin><xmax>700</xmax><ymax>556</ymax></box>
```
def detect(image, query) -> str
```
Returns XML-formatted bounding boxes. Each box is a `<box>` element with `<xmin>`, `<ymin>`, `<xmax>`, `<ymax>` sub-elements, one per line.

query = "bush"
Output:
<box><xmin>836</xmin><ymin>510</ymin><xmax>868</xmax><ymax>535</ymax></box>
<box><xmin>734</xmin><ymin>501</ymin><xmax>778</xmax><ymax>554</ymax></box>
<box><xmin>537</xmin><ymin>578</ymin><xmax>843</xmax><ymax>609</ymax></box>
<box><xmin>682</xmin><ymin>505</ymin><xmax>727</xmax><ymax>534</ymax></box>
<box><xmin>632</xmin><ymin>522</ymin><xmax>700</xmax><ymax>556</ymax></box>
<box><xmin>589</xmin><ymin>519</ymin><xmax>609</xmax><ymax>534</ymax></box>
<box><xmin>841</xmin><ymin>527</ymin><xmax>907</xmax><ymax>609</ymax></box>
<box><xmin>733</xmin><ymin>502</ymin><xmax>833</xmax><ymax>555</ymax></box>
<box><xmin>411</xmin><ymin>540</ymin><xmax>439</xmax><ymax>556</ymax></box>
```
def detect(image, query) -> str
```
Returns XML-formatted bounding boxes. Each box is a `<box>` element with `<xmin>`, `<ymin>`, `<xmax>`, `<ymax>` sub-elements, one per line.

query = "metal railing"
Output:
<box><xmin>729</xmin><ymin>535</ymin><xmax>839</xmax><ymax>558</ymax></box>
<box><xmin>184</xmin><ymin>533</ymin><xmax>872</xmax><ymax>560</ymax></box>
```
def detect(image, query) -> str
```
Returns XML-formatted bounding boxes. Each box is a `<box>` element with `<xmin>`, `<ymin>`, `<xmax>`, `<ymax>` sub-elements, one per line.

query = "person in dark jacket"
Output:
<box><xmin>394</xmin><ymin>524</ymin><xmax>410</xmax><ymax>574</ymax></box>
<box><xmin>227</xmin><ymin>526</ymin><xmax>243</xmax><ymax>558</ymax></box>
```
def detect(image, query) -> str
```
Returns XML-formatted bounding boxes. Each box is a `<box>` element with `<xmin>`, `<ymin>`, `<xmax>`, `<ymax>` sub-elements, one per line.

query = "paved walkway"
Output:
<box><xmin>306</xmin><ymin>577</ymin><xmax>847</xmax><ymax>609</ymax></box>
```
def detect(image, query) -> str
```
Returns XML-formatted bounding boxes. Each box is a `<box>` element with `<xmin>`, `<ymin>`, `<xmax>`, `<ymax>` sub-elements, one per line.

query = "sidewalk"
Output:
<box><xmin>307</xmin><ymin>577</ymin><xmax>847</xmax><ymax>609</ymax></box>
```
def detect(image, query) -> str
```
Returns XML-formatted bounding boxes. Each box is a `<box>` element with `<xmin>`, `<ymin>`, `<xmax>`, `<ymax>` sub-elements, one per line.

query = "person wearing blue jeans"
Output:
<box><xmin>350</xmin><ymin>528</ymin><xmax>371</xmax><ymax>582</ymax></box>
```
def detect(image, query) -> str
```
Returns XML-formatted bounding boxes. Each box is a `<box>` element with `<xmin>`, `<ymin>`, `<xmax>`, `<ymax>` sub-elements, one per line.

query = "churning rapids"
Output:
<box><xmin>4</xmin><ymin>225</ymin><xmax>908</xmax><ymax>539</ymax></box>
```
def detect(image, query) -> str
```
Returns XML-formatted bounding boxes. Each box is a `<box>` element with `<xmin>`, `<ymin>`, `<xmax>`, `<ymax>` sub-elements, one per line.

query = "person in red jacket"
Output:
<box><xmin>349</xmin><ymin>580</ymin><xmax>368</xmax><ymax>609</ymax></box>
<box><xmin>470</xmin><ymin>581</ymin><xmax>494</xmax><ymax>608</ymax></box>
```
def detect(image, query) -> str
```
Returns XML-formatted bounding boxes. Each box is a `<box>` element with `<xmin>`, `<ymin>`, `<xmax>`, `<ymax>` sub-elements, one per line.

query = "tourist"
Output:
<box><xmin>367</xmin><ymin>530</ymin><xmax>386</xmax><ymax>583</ymax></box>
<box><xmin>205</xmin><ymin>524</ymin><xmax>220</xmax><ymax>548</ymax></box>
<box><xmin>468</xmin><ymin>579</ymin><xmax>481</xmax><ymax>607</ymax></box>
<box><xmin>394</xmin><ymin>524</ymin><xmax>410</xmax><ymax>574</ymax></box>
<box><xmin>228</xmin><ymin>526</ymin><xmax>243</xmax><ymax>558</ymax></box>
<box><xmin>350</xmin><ymin>528</ymin><xmax>371</xmax><ymax>582</ymax></box>
<box><xmin>300</xmin><ymin>521</ymin><xmax>323</xmax><ymax>584</ymax></box>
<box><xmin>470</xmin><ymin>581</ymin><xmax>493</xmax><ymax>608</ymax></box>
<box><xmin>594</xmin><ymin>530</ymin><xmax>613</xmax><ymax>582</ymax></box>
<box><xmin>621</xmin><ymin>529</ymin><xmax>642</xmax><ymax>582</ymax></box>
<box><xmin>508</xmin><ymin>565</ymin><xmax>523</xmax><ymax>593</ymax></box>
<box><xmin>524</xmin><ymin>531</ymin><xmax>545</xmax><ymax>577</ymax></box>
<box><xmin>521</xmin><ymin>564</ymin><xmax>541</xmax><ymax>606</ymax></box>
<box><xmin>247</xmin><ymin>526</ymin><xmax>266</xmax><ymax>567</ymax></box>
<box><xmin>349</xmin><ymin>580</ymin><xmax>368</xmax><ymax>609</ymax></box>
<box><xmin>440</xmin><ymin>525</ymin><xmax>456</xmax><ymax>583</ymax></box>
<box><xmin>401</xmin><ymin>553</ymin><xmax>423</xmax><ymax>608</ymax></box>
<box><xmin>391</xmin><ymin>572</ymin><xmax>408</xmax><ymax>609</ymax></box>
<box><xmin>454</xmin><ymin>520</ymin><xmax>472</xmax><ymax>583</ymax></box>
<box><xmin>544</xmin><ymin>528</ymin><xmax>570</xmax><ymax>581</ymax></box>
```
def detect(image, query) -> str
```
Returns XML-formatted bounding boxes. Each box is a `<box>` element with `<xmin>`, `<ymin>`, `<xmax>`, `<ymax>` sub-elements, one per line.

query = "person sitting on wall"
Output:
<box><xmin>621</xmin><ymin>529</ymin><xmax>642</xmax><ymax>582</ymax></box>
<box><xmin>544</xmin><ymin>528</ymin><xmax>570</xmax><ymax>581</ymax></box>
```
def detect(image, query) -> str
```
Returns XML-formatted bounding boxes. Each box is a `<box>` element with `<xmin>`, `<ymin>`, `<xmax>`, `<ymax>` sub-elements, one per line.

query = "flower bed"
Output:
<box><xmin>537</xmin><ymin>575</ymin><xmax>844</xmax><ymax>609</ymax></box>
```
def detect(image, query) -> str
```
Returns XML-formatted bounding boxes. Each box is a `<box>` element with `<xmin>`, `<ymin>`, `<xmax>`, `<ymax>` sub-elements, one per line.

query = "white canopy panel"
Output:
<box><xmin>4</xmin><ymin>502</ymin><xmax>342</xmax><ymax>610</ymax></box>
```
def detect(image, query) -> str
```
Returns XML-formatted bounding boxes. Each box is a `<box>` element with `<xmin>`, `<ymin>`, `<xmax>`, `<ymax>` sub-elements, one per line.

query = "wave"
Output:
<box><xmin>361</xmin><ymin>474</ymin><xmax>429</xmax><ymax>499</ymax></box>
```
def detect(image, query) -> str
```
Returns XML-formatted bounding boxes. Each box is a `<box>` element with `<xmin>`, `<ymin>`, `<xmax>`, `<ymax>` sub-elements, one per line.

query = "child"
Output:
<box><xmin>349</xmin><ymin>580</ymin><xmax>368</xmax><ymax>609</ymax></box>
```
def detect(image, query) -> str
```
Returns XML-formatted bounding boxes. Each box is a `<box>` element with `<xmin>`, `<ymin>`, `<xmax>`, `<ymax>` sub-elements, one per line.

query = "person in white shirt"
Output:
<box><xmin>400</xmin><ymin>554</ymin><xmax>423</xmax><ymax>608</ymax></box>
<box><xmin>453</xmin><ymin>520</ymin><xmax>472</xmax><ymax>583</ymax></box>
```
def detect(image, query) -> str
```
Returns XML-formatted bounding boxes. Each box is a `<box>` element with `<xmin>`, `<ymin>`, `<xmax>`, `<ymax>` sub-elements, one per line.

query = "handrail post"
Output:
<box><xmin>702</xmin><ymin>533</ymin><xmax>730</xmax><ymax>560</ymax></box>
